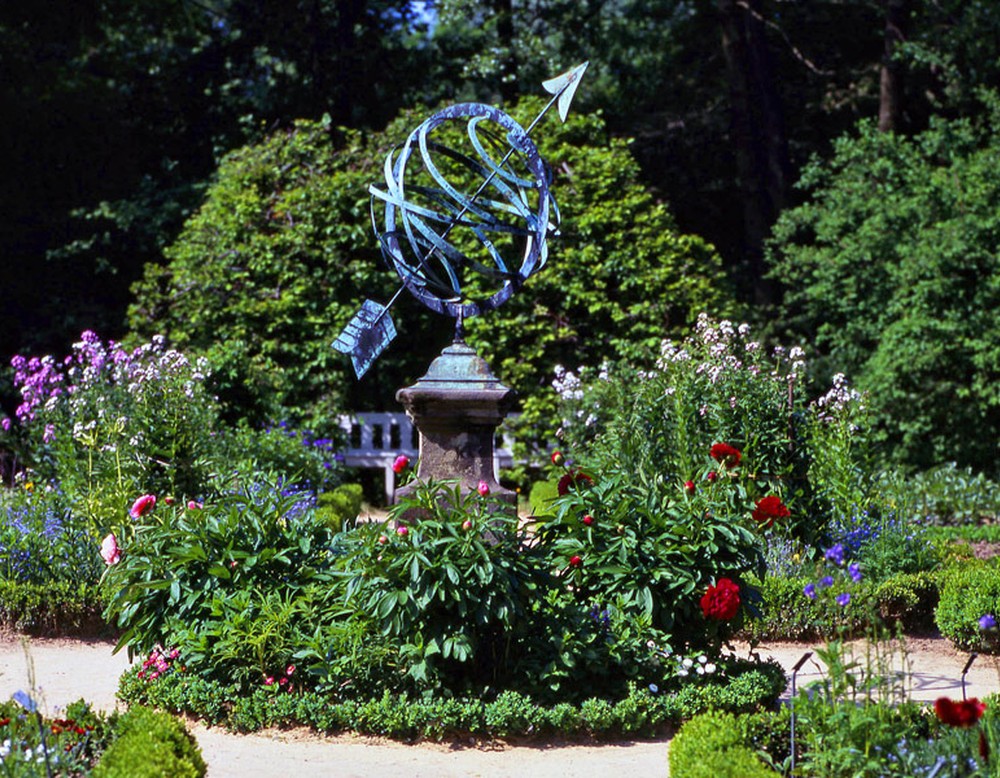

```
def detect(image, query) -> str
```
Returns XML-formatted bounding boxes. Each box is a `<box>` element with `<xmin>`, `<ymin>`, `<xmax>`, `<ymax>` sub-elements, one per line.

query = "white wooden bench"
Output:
<box><xmin>338</xmin><ymin>412</ymin><xmax>515</xmax><ymax>503</ymax></box>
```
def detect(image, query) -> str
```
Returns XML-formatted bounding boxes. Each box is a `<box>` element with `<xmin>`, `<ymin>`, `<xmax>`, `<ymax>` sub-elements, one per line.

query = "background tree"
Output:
<box><xmin>127</xmin><ymin>100</ymin><xmax>734</xmax><ymax>448</ymax></box>
<box><xmin>766</xmin><ymin>94</ymin><xmax>1000</xmax><ymax>474</ymax></box>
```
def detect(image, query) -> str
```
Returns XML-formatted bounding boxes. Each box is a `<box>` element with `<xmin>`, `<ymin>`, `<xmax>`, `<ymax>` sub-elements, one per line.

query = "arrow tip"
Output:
<box><xmin>541</xmin><ymin>61</ymin><xmax>589</xmax><ymax>122</ymax></box>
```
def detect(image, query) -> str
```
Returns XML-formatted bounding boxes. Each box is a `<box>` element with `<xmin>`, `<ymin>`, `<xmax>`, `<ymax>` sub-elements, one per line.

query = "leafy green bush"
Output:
<box><xmin>767</xmin><ymin>95</ymin><xmax>1000</xmax><ymax>475</ymax></box>
<box><xmin>101</xmin><ymin>477</ymin><xmax>338</xmax><ymax>678</ymax></box>
<box><xmin>0</xmin><ymin>579</ymin><xmax>105</xmax><ymax>635</ymax></box>
<box><xmin>935</xmin><ymin>559</ymin><xmax>1000</xmax><ymax>652</ymax></box>
<box><xmin>315</xmin><ymin>483</ymin><xmax>364</xmax><ymax>531</ymax></box>
<box><xmin>126</xmin><ymin>101</ymin><xmax>734</xmax><ymax>444</ymax></box>
<box><xmin>527</xmin><ymin>478</ymin><xmax>559</xmax><ymax>518</ymax></box>
<box><xmin>93</xmin><ymin>705</ymin><xmax>206</xmax><ymax>778</ymax></box>
<box><xmin>669</xmin><ymin>711</ymin><xmax>780</xmax><ymax>778</ymax></box>
<box><xmin>893</xmin><ymin>463</ymin><xmax>1000</xmax><ymax>526</ymax></box>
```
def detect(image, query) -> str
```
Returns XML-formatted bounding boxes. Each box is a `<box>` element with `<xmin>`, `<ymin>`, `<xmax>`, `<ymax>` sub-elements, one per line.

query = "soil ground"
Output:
<box><xmin>0</xmin><ymin>635</ymin><xmax>997</xmax><ymax>777</ymax></box>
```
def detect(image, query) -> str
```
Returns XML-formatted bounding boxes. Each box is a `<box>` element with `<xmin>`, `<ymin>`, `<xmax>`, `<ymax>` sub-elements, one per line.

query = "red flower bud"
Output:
<box><xmin>396</xmin><ymin>526</ymin><xmax>408</xmax><ymax>537</ymax></box>
<box><xmin>582</xmin><ymin>514</ymin><xmax>594</xmax><ymax>526</ymax></box>
<box><xmin>707</xmin><ymin>471</ymin><xmax>718</xmax><ymax>483</ymax></box>
<box><xmin>392</xmin><ymin>454</ymin><xmax>409</xmax><ymax>474</ymax></box>
<box><xmin>684</xmin><ymin>480</ymin><xmax>695</xmax><ymax>494</ymax></box>
<box><xmin>569</xmin><ymin>555</ymin><xmax>582</xmax><ymax>568</ymax></box>
<box><xmin>462</xmin><ymin>519</ymin><xmax>472</xmax><ymax>531</ymax></box>
<box><xmin>551</xmin><ymin>450</ymin><xmax>565</xmax><ymax>466</ymax></box>
<box><xmin>477</xmin><ymin>480</ymin><xmax>490</xmax><ymax>497</ymax></box>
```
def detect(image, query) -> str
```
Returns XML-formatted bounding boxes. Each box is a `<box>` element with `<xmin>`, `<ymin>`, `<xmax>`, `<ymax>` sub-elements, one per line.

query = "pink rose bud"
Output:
<box><xmin>569</xmin><ymin>555</ymin><xmax>583</xmax><ymax>568</ymax></box>
<box><xmin>100</xmin><ymin>533</ymin><xmax>121</xmax><ymax>565</ymax></box>
<box><xmin>462</xmin><ymin>519</ymin><xmax>473</xmax><ymax>531</ymax></box>
<box><xmin>582</xmin><ymin>514</ymin><xmax>594</xmax><ymax>526</ymax></box>
<box><xmin>392</xmin><ymin>454</ymin><xmax>410</xmax><ymax>474</ymax></box>
<box><xmin>129</xmin><ymin>494</ymin><xmax>156</xmax><ymax>518</ymax></box>
<box><xmin>396</xmin><ymin>526</ymin><xmax>408</xmax><ymax>537</ymax></box>
<box><xmin>477</xmin><ymin>480</ymin><xmax>490</xmax><ymax>497</ymax></box>
<box><xmin>684</xmin><ymin>480</ymin><xmax>695</xmax><ymax>494</ymax></box>
<box><xmin>551</xmin><ymin>450</ymin><xmax>565</xmax><ymax>466</ymax></box>
<box><xmin>378</xmin><ymin>534</ymin><xmax>388</xmax><ymax>545</ymax></box>
<box><xmin>187</xmin><ymin>500</ymin><xmax>203</xmax><ymax>510</ymax></box>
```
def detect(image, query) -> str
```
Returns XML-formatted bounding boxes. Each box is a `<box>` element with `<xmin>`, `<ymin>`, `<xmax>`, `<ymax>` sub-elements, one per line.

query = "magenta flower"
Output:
<box><xmin>392</xmin><ymin>455</ymin><xmax>410</xmax><ymax>474</ymax></box>
<box><xmin>477</xmin><ymin>480</ymin><xmax>490</xmax><ymax>497</ymax></box>
<box><xmin>100</xmin><ymin>533</ymin><xmax>121</xmax><ymax>566</ymax></box>
<box><xmin>187</xmin><ymin>500</ymin><xmax>203</xmax><ymax>511</ymax></box>
<box><xmin>129</xmin><ymin>494</ymin><xmax>156</xmax><ymax>518</ymax></box>
<box><xmin>396</xmin><ymin>526</ymin><xmax>409</xmax><ymax>537</ymax></box>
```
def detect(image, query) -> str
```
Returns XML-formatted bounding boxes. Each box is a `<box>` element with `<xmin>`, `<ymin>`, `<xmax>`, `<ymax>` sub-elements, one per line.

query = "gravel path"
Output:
<box><xmin>0</xmin><ymin>635</ymin><xmax>996</xmax><ymax>777</ymax></box>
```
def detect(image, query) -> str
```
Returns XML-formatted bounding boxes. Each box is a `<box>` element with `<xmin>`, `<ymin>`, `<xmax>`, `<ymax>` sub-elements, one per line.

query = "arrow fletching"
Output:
<box><xmin>333</xmin><ymin>299</ymin><xmax>397</xmax><ymax>379</ymax></box>
<box><xmin>541</xmin><ymin>61</ymin><xmax>589</xmax><ymax>122</ymax></box>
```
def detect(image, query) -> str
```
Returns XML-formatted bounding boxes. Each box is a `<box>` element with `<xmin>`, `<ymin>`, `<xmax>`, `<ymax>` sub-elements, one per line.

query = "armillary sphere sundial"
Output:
<box><xmin>333</xmin><ymin>62</ymin><xmax>589</xmax><ymax>378</ymax></box>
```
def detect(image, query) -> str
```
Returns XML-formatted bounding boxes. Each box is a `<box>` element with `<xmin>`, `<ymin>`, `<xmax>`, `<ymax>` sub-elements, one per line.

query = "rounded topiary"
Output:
<box><xmin>94</xmin><ymin>706</ymin><xmax>207</xmax><ymax>778</ymax></box>
<box><xmin>668</xmin><ymin>711</ymin><xmax>781</xmax><ymax>778</ymax></box>
<box><xmin>935</xmin><ymin>559</ymin><xmax>1000</xmax><ymax>652</ymax></box>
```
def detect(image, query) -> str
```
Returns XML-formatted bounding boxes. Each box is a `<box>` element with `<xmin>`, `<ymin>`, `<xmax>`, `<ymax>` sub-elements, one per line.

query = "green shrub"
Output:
<box><xmin>935</xmin><ymin>559</ymin><xmax>1000</xmax><ymax>652</ymax></box>
<box><xmin>0</xmin><ymin>579</ymin><xmax>106</xmax><ymax>636</ymax></box>
<box><xmin>872</xmin><ymin>572</ymin><xmax>940</xmax><ymax>632</ymax></box>
<box><xmin>93</xmin><ymin>705</ymin><xmax>206</xmax><ymax>778</ymax></box>
<box><xmin>893</xmin><ymin>463</ymin><xmax>1000</xmax><ymax>526</ymax></box>
<box><xmin>527</xmin><ymin>478</ymin><xmax>559</xmax><ymax>518</ymax></box>
<box><xmin>316</xmin><ymin>483</ymin><xmax>364</xmax><ymax>531</ymax></box>
<box><xmin>669</xmin><ymin>711</ymin><xmax>780</xmax><ymax>778</ymax></box>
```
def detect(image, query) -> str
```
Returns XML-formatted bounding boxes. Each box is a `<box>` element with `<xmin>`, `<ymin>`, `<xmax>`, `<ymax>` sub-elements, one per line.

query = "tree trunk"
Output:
<box><xmin>493</xmin><ymin>0</ymin><xmax>518</xmax><ymax>102</ymax></box>
<box><xmin>716</xmin><ymin>0</ymin><xmax>789</xmax><ymax>305</ymax></box>
<box><xmin>878</xmin><ymin>0</ymin><xmax>910</xmax><ymax>132</ymax></box>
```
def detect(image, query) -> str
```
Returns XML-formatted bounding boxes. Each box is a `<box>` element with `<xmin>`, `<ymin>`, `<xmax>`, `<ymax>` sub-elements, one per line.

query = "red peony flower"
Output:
<box><xmin>569</xmin><ymin>555</ymin><xmax>583</xmax><ymax>568</ymax></box>
<box><xmin>392</xmin><ymin>454</ymin><xmax>409</xmax><ymax>474</ymax></box>
<box><xmin>100</xmin><ymin>533</ymin><xmax>121</xmax><ymax>566</ymax></box>
<box><xmin>129</xmin><ymin>494</ymin><xmax>156</xmax><ymax>519</ymax></box>
<box><xmin>710</xmin><ymin>443</ymin><xmax>742</xmax><ymax>467</ymax></box>
<box><xmin>935</xmin><ymin>697</ymin><xmax>986</xmax><ymax>727</ymax></box>
<box><xmin>558</xmin><ymin>469</ymin><xmax>593</xmax><ymax>496</ymax></box>
<box><xmin>751</xmin><ymin>495</ymin><xmax>790</xmax><ymax>528</ymax></box>
<box><xmin>700</xmin><ymin>577</ymin><xmax>741</xmax><ymax>621</ymax></box>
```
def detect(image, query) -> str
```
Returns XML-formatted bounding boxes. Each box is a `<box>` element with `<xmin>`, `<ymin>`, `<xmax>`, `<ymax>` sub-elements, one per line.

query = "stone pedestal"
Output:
<box><xmin>394</xmin><ymin>337</ymin><xmax>516</xmax><ymax>512</ymax></box>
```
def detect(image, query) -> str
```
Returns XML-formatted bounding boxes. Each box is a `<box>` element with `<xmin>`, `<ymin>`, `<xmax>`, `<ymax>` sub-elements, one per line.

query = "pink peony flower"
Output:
<box><xmin>392</xmin><ymin>455</ymin><xmax>409</xmax><ymax>474</ymax></box>
<box><xmin>477</xmin><ymin>480</ymin><xmax>490</xmax><ymax>497</ymax></box>
<box><xmin>286</xmin><ymin>664</ymin><xmax>295</xmax><ymax>676</ymax></box>
<box><xmin>396</xmin><ymin>526</ymin><xmax>409</xmax><ymax>537</ymax></box>
<box><xmin>100</xmin><ymin>533</ymin><xmax>121</xmax><ymax>565</ymax></box>
<box><xmin>187</xmin><ymin>500</ymin><xmax>203</xmax><ymax>511</ymax></box>
<box><xmin>129</xmin><ymin>494</ymin><xmax>156</xmax><ymax>518</ymax></box>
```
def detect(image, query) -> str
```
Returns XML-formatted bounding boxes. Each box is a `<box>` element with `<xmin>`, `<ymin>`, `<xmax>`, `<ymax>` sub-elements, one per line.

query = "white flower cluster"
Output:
<box><xmin>552</xmin><ymin>365</ymin><xmax>584</xmax><ymax>402</ymax></box>
<box><xmin>815</xmin><ymin>373</ymin><xmax>866</xmax><ymax>421</ymax></box>
<box><xmin>676</xmin><ymin>653</ymin><xmax>718</xmax><ymax>678</ymax></box>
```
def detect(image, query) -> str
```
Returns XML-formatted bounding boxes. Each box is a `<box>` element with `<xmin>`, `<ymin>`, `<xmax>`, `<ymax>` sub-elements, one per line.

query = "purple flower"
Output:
<box><xmin>979</xmin><ymin>614</ymin><xmax>997</xmax><ymax>631</ymax></box>
<box><xmin>0</xmin><ymin>417</ymin><xmax>10</xmax><ymax>431</ymax></box>
<box><xmin>819</xmin><ymin>575</ymin><xmax>834</xmax><ymax>589</ymax></box>
<box><xmin>803</xmin><ymin>583</ymin><xmax>817</xmax><ymax>600</ymax></box>
<box><xmin>836</xmin><ymin>592</ymin><xmax>851</xmax><ymax>607</ymax></box>
<box><xmin>848</xmin><ymin>563</ymin><xmax>862</xmax><ymax>583</ymax></box>
<box><xmin>824</xmin><ymin>544</ymin><xmax>846</xmax><ymax>566</ymax></box>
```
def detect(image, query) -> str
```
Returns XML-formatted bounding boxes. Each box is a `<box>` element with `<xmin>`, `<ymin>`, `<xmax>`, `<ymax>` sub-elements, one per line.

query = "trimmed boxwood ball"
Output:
<box><xmin>92</xmin><ymin>706</ymin><xmax>206</xmax><ymax>778</ymax></box>
<box><xmin>935</xmin><ymin>558</ymin><xmax>1000</xmax><ymax>652</ymax></box>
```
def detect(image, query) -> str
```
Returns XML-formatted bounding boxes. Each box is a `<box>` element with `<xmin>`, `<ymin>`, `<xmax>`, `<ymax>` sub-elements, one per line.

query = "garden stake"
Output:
<box><xmin>961</xmin><ymin>653</ymin><xmax>978</xmax><ymax>700</ymax></box>
<box><xmin>789</xmin><ymin>651</ymin><xmax>812</xmax><ymax>772</ymax></box>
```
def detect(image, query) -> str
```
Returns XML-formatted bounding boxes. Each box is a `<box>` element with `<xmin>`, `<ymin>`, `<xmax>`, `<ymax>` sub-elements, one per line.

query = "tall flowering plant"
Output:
<box><xmin>0</xmin><ymin>331</ymin><xmax>218</xmax><ymax>537</ymax></box>
<box><xmin>552</xmin><ymin>315</ymin><xmax>872</xmax><ymax>545</ymax></box>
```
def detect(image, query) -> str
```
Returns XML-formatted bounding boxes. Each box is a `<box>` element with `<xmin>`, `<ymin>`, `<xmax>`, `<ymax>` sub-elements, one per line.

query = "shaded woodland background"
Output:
<box><xmin>2</xmin><ymin>0</ymin><xmax>997</xmax><ymax>474</ymax></box>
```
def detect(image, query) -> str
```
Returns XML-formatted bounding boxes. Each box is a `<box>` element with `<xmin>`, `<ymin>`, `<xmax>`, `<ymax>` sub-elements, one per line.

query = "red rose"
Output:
<box><xmin>569</xmin><ymin>555</ymin><xmax>583</xmax><ymax>568</ymax></box>
<box><xmin>751</xmin><ymin>495</ymin><xmax>790</xmax><ymax>528</ymax></box>
<box><xmin>558</xmin><ymin>469</ymin><xmax>593</xmax><ymax>496</ymax></box>
<box><xmin>935</xmin><ymin>697</ymin><xmax>986</xmax><ymax>727</ymax></box>
<box><xmin>710</xmin><ymin>443</ymin><xmax>742</xmax><ymax>467</ymax></box>
<box><xmin>700</xmin><ymin>577</ymin><xmax>741</xmax><ymax>621</ymax></box>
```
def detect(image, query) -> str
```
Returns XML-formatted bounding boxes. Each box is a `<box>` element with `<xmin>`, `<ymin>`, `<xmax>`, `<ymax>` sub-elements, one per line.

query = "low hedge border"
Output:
<box><xmin>0</xmin><ymin>580</ymin><xmax>107</xmax><ymax>636</ymax></box>
<box><xmin>117</xmin><ymin>659</ymin><xmax>787</xmax><ymax>741</ymax></box>
<box><xmin>668</xmin><ymin>711</ymin><xmax>781</xmax><ymax>778</ymax></box>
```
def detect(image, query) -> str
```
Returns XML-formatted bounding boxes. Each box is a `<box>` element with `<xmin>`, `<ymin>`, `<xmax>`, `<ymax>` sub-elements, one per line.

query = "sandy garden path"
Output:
<box><xmin>0</xmin><ymin>635</ymin><xmax>996</xmax><ymax>777</ymax></box>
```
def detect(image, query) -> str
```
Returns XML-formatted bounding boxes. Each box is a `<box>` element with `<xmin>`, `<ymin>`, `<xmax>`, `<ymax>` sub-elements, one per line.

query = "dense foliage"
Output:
<box><xmin>768</xmin><ymin>96</ymin><xmax>1000</xmax><ymax>474</ymax></box>
<box><xmin>127</xmin><ymin>99</ymin><xmax>731</xmax><ymax>438</ymax></box>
